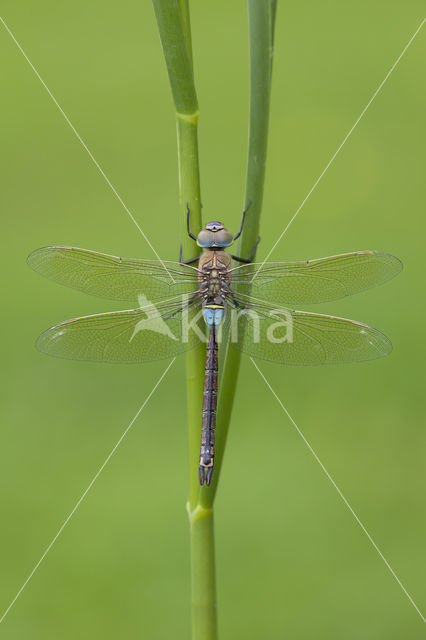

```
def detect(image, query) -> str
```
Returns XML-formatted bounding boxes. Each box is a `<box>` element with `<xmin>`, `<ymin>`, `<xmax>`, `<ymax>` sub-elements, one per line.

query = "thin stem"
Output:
<box><xmin>153</xmin><ymin>1</ymin><xmax>277</xmax><ymax>636</ymax></box>
<box><xmin>177</xmin><ymin>0</ymin><xmax>194</xmax><ymax>68</ymax></box>
<box><xmin>187</xmin><ymin>505</ymin><xmax>217</xmax><ymax>640</ymax></box>
<box><xmin>152</xmin><ymin>3</ymin><xmax>215</xmax><ymax>639</ymax></box>
<box><xmin>152</xmin><ymin>0</ymin><xmax>198</xmax><ymax>115</ymax></box>
<box><xmin>199</xmin><ymin>0</ymin><xmax>276</xmax><ymax>508</ymax></box>
<box><xmin>153</xmin><ymin>0</ymin><xmax>204</xmax><ymax>510</ymax></box>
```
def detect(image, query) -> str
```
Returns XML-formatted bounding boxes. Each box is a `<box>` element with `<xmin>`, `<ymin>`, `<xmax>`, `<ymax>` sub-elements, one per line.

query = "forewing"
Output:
<box><xmin>230</xmin><ymin>251</ymin><xmax>402</xmax><ymax>305</ymax></box>
<box><xmin>28</xmin><ymin>246</ymin><xmax>200</xmax><ymax>302</ymax></box>
<box><xmin>36</xmin><ymin>298</ymin><xmax>205</xmax><ymax>363</ymax></box>
<box><xmin>229</xmin><ymin>302</ymin><xmax>392</xmax><ymax>365</ymax></box>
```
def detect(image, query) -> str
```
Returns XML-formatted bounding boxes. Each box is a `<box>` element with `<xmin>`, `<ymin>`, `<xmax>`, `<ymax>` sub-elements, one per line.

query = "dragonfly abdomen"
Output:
<box><xmin>199</xmin><ymin>324</ymin><xmax>218</xmax><ymax>486</ymax></box>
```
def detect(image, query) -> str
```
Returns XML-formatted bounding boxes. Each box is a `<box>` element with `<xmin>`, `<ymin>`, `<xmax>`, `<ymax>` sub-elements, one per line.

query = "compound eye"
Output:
<box><xmin>197</xmin><ymin>229</ymin><xmax>214</xmax><ymax>247</ymax></box>
<box><xmin>215</xmin><ymin>229</ymin><xmax>233</xmax><ymax>247</ymax></box>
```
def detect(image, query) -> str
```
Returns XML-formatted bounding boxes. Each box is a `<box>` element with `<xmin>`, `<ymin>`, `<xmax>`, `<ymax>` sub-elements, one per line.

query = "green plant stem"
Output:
<box><xmin>176</xmin><ymin>112</ymin><xmax>205</xmax><ymax>511</ymax></box>
<box><xmin>187</xmin><ymin>505</ymin><xmax>217</xmax><ymax>640</ymax></box>
<box><xmin>199</xmin><ymin>0</ymin><xmax>276</xmax><ymax>508</ymax></box>
<box><xmin>153</xmin><ymin>0</ymin><xmax>204</xmax><ymax>509</ymax></box>
<box><xmin>153</xmin><ymin>2</ymin><xmax>276</xmax><ymax>636</ymax></box>
<box><xmin>152</xmin><ymin>3</ymin><xmax>216</xmax><ymax>638</ymax></box>
<box><xmin>177</xmin><ymin>0</ymin><xmax>194</xmax><ymax>66</ymax></box>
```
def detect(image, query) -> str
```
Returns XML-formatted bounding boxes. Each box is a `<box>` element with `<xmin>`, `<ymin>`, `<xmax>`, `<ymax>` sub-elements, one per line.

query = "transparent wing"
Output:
<box><xmin>36</xmin><ymin>297</ymin><xmax>205</xmax><ymax>363</ymax></box>
<box><xmin>227</xmin><ymin>298</ymin><xmax>392</xmax><ymax>365</ymax></box>
<box><xmin>230</xmin><ymin>251</ymin><xmax>402</xmax><ymax>305</ymax></box>
<box><xmin>28</xmin><ymin>246</ymin><xmax>200</xmax><ymax>302</ymax></box>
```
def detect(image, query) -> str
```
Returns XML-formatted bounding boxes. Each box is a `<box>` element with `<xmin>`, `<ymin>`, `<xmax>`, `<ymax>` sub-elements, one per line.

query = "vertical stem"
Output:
<box><xmin>200</xmin><ymin>0</ymin><xmax>276</xmax><ymax>508</ymax></box>
<box><xmin>153</xmin><ymin>2</ymin><xmax>277</xmax><ymax>636</ymax></box>
<box><xmin>153</xmin><ymin>0</ymin><xmax>204</xmax><ymax>508</ymax></box>
<box><xmin>152</xmin><ymin>3</ymin><xmax>215</xmax><ymax>638</ymax></box>
<box><xmin>188</xmin><ymin>505</ymin><xmax>217</xmax><ymax>640</ymax></box>
<box><xmin>177</xmin><ymin>113</ymin><xmax>205</xmax><ymax>510</ymax></box>
<box><xmin>177</xmin><ymin>0</ymin><xmax>194</xmax><ymax>67</ymax></box>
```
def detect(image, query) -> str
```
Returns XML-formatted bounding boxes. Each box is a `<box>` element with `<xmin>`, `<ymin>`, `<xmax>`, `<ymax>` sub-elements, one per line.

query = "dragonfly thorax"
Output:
<box><xmin>198</xmin><ymin>251</ymin><xmax>232</xmax><ymax>328</ymax></box>
<box><xmin>198</xmin><ymin>251</ymin><xmax>232</xmax><ymax>289</ymax></box>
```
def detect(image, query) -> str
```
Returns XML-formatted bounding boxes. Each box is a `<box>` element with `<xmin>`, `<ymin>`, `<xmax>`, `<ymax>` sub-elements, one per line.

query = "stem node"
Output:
<box><xmin>177</xmin><ymin>110</ymin><xmax>200</xmax><ymax>125</ymax></box>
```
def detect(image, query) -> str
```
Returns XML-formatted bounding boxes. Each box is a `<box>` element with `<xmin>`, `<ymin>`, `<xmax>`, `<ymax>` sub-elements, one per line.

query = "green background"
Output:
<box><xmin>1</xmin><ymin>1</ymin><xmax>425</xmax><ymax>638</ymax></box>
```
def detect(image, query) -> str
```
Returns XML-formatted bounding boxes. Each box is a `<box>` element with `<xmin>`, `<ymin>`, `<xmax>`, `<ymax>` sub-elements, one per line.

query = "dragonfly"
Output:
<box><xmin>28</xmin><ymin>206</ymin><xmax>402</xmax><ymax>485</ymax></box>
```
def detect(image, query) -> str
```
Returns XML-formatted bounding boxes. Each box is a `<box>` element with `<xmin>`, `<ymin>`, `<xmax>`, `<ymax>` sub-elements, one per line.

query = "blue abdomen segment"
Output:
<box><xmin>203</xmin><ymin>306</ymin><xmax>224</xmax><ymax>328</ymax></box>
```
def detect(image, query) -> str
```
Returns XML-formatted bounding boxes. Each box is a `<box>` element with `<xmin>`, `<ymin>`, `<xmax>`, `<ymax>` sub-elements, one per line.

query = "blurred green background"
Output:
<box><xmin>0</xmin><ymin>1</ymin><xmax>425</xmax><ymax>638</ymax></box>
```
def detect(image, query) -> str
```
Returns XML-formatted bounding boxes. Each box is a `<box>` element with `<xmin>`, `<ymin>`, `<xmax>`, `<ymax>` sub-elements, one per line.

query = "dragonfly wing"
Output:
<box><xmin>230</xmin><ymin>251</ymin><xmax>402</xmax><ymax>305</ymax></box>
<box><xmin>36</xmin><ymin>297</ymin><xmax>205</xmax><ymax>363</ymax></box>
<box><xmin>28</xmin><ymin>246</ymin><xmax>200</xmax><ymax>303</ymax></box>
<box><xmin>228</xmin><ymin>302</ymin><xmax>392</xmax><ymax>365</ymax></box>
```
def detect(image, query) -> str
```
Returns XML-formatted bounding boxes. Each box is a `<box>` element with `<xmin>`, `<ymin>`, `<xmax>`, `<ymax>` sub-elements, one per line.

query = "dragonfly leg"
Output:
<box><xmin>186</xmin><ymin>203</ymin><xmax>198</xmax><ymax>241</ymax></box>
<box><xmin>162</xmin><ymin>292</ymin><xmax>201</xmax><ymax>321</ymax></box>
<box><xmin>178</xmin><ymin>242</ymin><xmax>201</xmax><ymax>264</ymax></box>
<box><xmin>179</xmin><ymin>243</ymin><xmax>201</xmax><ymax>264</ymax></box>
<box><xmin>221</xmin><ymin>283</ymin><xmax>244</xmax><ymax>310</ymax></box>
<box><xmin>229</xmin><ymin>294</ymin><xmax>244</xmax><ymax>310</ymax></box>
<box><xmin>233</xmin><ymin>200</ymin><xmax>253</xmax><ymax>240</ymax></box>
<box><xmin>230</xmin><ymin>235</ymin><xmax>261</xmax><ymax>264</ymax></box>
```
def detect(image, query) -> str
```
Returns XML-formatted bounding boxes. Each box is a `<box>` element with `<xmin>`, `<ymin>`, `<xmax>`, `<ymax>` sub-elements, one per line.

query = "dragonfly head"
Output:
<box><xmin>197</xmin><ymin>222</ymin><xmax>234</xmax><ymax>249</ymax></box>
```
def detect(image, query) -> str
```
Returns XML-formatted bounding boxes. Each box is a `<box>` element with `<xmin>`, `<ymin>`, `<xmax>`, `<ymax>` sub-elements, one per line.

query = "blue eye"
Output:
<box><xmin>214</xmin><ymin>230</ymin><xmax>233</xmax><ymax>247</ymax></box>
<box><xmin>196</xmin><ymin>228</ymin><xmax>233</xmax><ymax>248</ymax></box>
